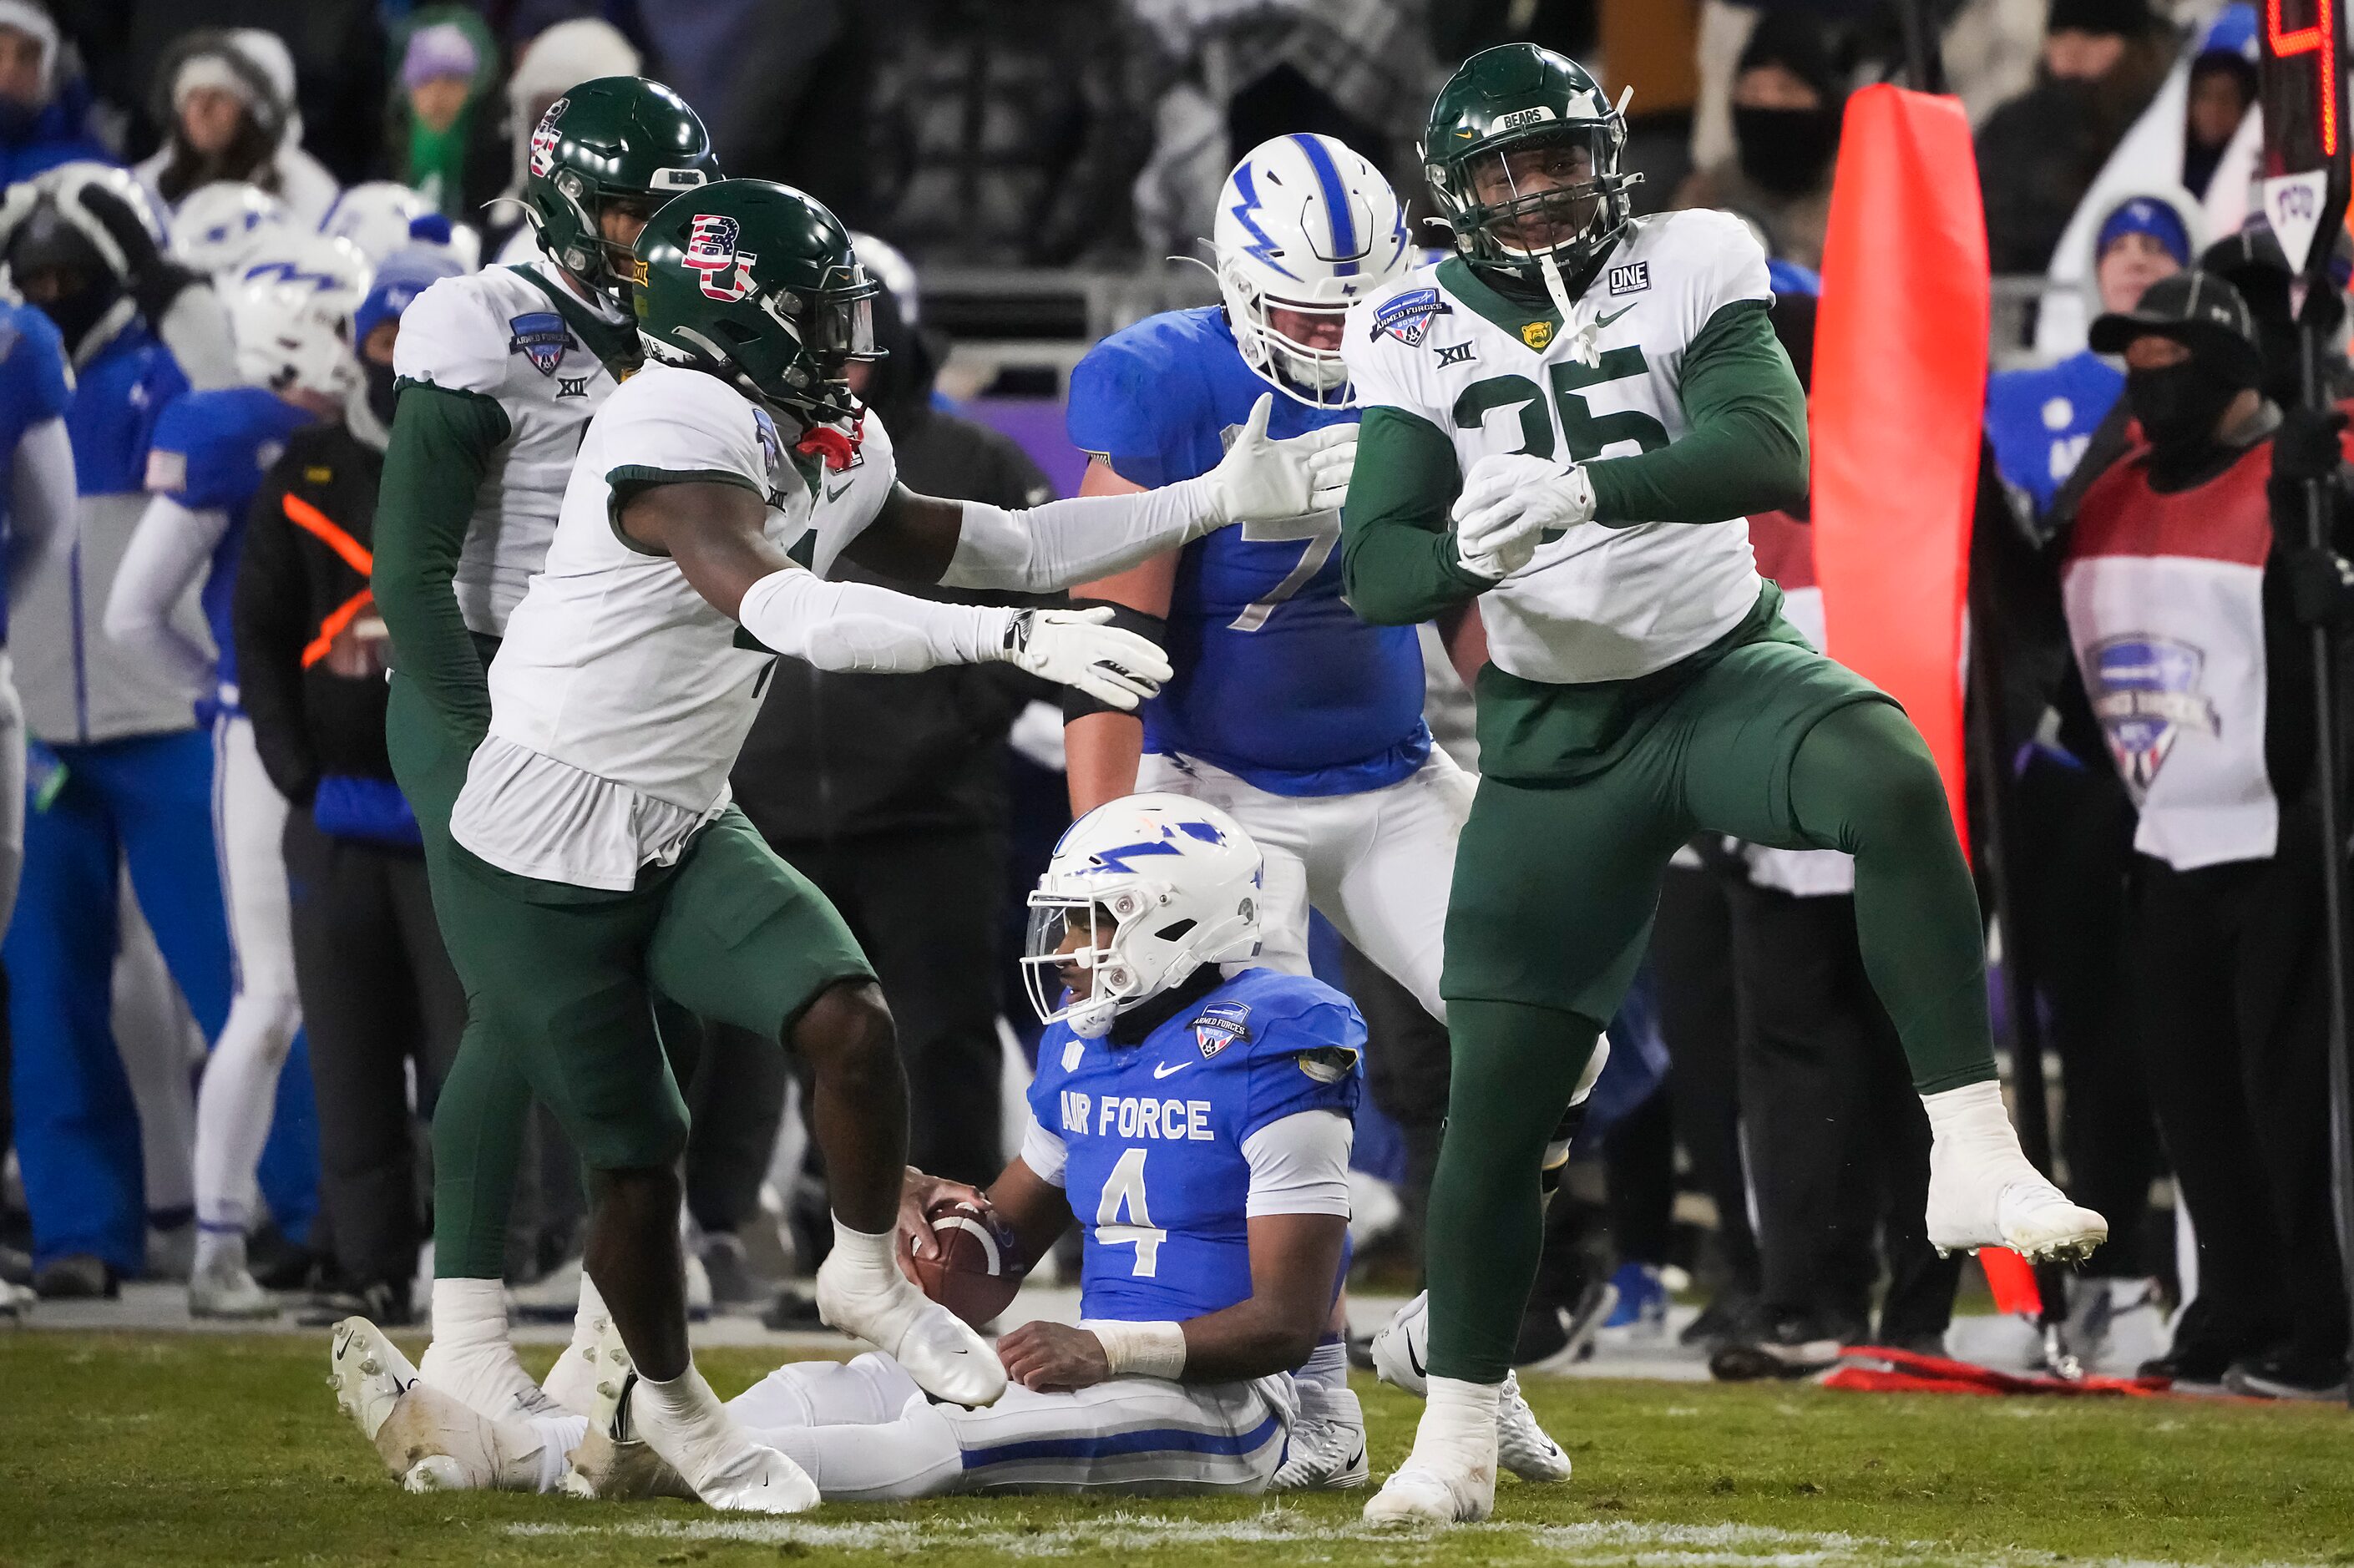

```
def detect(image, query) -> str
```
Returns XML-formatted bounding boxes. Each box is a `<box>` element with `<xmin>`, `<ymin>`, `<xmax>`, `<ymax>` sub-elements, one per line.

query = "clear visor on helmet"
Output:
<box><xmin>1464</xmin><ymin>126</ymin><xmax>1610</xmax><ymax>258</ymax></box>
<box><xmin>1020</xmin><ymin>893</ymin><xmax>1116</xmax><ymax>1026</ymax></box>
<box><xmin>766</xmin><ymin>268</ymin><xmax>883</xmax><ymax>372</ymax></box>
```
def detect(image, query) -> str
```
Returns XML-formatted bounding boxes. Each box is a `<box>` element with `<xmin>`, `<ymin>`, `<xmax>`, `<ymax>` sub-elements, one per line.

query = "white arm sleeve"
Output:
<box><xmin>104</xmin><ymin>494</ymin><xmax>225</xmax><ymax>690</ymax></box>
<box><xmin>1240</xmin><ymin>1110</ymin><xmax>1354</xmax><ymax>1219</ymax></box>
<box><xmin>935</xmin><ymin>474</ymin><xmax>1219</xmax><ymax>592</ymax></box>
<box><xmin>737</xmin><ymin>565</ymin><xmax>1016</xmax><ymax>675</ymax></box>
<box><xmin>7</xmin><ymin>416</ymin><xmax>73</xmax><ymax>620</ymax></box>
<box><xmin>1018</xmin><ymin>1115</ymin><xmax>1069</xmax><ymax>1188</ymax></box>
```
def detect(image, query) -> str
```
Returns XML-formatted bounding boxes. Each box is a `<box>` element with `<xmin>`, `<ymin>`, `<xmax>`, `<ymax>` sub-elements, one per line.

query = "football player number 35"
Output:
<box><xmin>1452</xmin><ymin>350</ymin><xmax>1669</xmax><ymax>463</ymax></box>
<box><xmin>1094</xmin><ymin>1146</ymin><xmax>1167</xmax><ymax>1277</ymax></box>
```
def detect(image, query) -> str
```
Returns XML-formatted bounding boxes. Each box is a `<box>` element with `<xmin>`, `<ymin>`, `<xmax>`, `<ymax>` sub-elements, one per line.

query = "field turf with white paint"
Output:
<box><xmin>3</xmin><ymin>1333</ymin><xmax>2347</xmax><ymax>1567</ymax></box>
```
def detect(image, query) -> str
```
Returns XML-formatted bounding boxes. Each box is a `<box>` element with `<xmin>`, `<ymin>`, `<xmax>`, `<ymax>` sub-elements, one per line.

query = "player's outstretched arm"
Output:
<box><xmin>840</xmin><ymin>393</ymin><xmax>1354</xmax><ymax>592</ymax></box>
<box><xmin>1339</xmin><ymin>405</ymin><xmax>1497</xmax><ymax>625</ymax></box>
<box><xmin>1062</xmin><ymin>457</ymin><xmax>1177</xmax><ymax>817</ymax></box>
<box><xmin>625</xmin><ymin>478</ymin><xmax>1171</xmax><ymax>708</ymax></box>
<box><xmin>995</xmin><ymin>1211</ymin><xmax>1347</xmax><ymax>1393</ymax></box>
<box><xmin>372</xmin><ymin>386</ymin><xmax>512</xmax><ymax>737</ymax></box>
<box><xmin>104</xmin><ymin>493</ymin><xmax>228</xmax><ymax>693</ymax></box>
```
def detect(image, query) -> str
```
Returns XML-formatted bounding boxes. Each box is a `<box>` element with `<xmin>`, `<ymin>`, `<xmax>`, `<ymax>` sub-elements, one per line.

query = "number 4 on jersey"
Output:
<box><xmin>1094</xmin><ymin>1146</ymin><xmax>1167</xmax><ymax>1276</ymax></box>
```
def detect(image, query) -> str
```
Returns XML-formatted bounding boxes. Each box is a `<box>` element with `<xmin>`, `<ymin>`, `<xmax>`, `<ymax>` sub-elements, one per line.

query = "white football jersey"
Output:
<box><xmin>483</xmin><ymin>362</ymin><xmax>899</xmax><ymax>814</ymax></box>
<box><xmin>1342</xmin><ymin>209</ymin><xmax>1773</xmax><ymax>685</ymax></box>
<box><xmin>392</xmin><ymin>261</ymin><xmax>635</xmax><ymax>637</ymax></box>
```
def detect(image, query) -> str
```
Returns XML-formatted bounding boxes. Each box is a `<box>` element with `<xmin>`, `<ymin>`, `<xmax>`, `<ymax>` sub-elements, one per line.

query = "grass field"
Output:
<box><xmin>3</xmin><ymin>1333</ymin><xmax>2349</xmax><ymax>1567</ymax></box>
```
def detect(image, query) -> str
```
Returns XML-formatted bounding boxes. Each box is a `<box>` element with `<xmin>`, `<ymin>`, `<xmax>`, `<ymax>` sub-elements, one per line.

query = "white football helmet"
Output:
<box><xmin>1021</xmin><ymin>793</ymin><xmax>1264</xmax><ymax>1039</ymax></box>
<box><xmin>169</xmin><ymin>182</ymin><xmax>292</xmax><ymax>277</ymax></box>
<box><xmin>1212</xmin><ymin>133</ymin><xmax>1414</xmax><ymax>409</ymax></box>
<box><xmin>227</xmin><ymin>235</ymin><xmax>371</xmax><ymax>402</ymax></box>
<box><xmin>318</xmin><ymin>181</ymin><xmax>436</xmax><ymax>265</ymax></box>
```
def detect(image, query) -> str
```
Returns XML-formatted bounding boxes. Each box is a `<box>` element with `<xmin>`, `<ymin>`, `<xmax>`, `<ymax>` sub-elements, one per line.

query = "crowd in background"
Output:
<box><xmin>0</xmin><ymin>0</ymin><xmax>2345</xmax><ymax>1402</ymax></box>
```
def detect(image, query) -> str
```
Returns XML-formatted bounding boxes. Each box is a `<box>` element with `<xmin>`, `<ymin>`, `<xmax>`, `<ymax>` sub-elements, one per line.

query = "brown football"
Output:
<box><xmin>898</xmin><ymin>1196</ymin><xmax>1026</xmax><ymax>1328</ymax></box>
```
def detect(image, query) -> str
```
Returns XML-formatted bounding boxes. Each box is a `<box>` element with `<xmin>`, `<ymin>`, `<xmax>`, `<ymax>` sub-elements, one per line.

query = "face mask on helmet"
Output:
<box><xmin>1461</xmin><ymin>127</ymin><xmax>1613</xmax><ymax>262</ymax></box>
<box><xmin>1217</xmin><ymin>267</ymin><xmax>1354</xmax><ymax>404</ymax></box>
<box><xmin>750</xmin><ymin>270</ymin><xmax>881</xmax><ymax>424</ymax></box>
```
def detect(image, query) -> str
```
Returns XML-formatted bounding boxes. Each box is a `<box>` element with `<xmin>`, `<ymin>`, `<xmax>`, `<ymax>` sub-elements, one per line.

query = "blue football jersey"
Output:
<box><xmin>1027</xmin><ymin>968</ymin><xmax>1364</xmax><ymax>1324</ymax></box>
<box><xmin>1986</xmin><ymin>350</ymin><xmax>2124</xmax><ymax>520</ymax></box>
<box><xmin>68</xmin><ymin>320</ymin><xmax>185</xmax><ymax>499</ymax></box>
<box><xmin>1066</xmin><ymin>307</ymin><xmax>1429</xmax><ymax>797</ymax></box>
<box><xmin>0</xmin><ymin>302</ymin><xmax>71</xmax><ymax>645</ymax></box>
<box><xmin>145</xmin><ymin>386</ymin><xmax>320</xmax><ymax>701</ymax></box>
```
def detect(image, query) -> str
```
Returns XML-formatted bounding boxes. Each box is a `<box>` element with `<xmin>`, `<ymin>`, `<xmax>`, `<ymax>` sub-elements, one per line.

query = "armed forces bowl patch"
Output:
<box><xmin>1192</xmin><ymin>1002</ymin><xmax>1252</xmax><ymax>1059</ymax></box>
<box><xmin>1372</xmin><ymin>286</ymin><xmax>1451</xmax><ymax>347</ymax></box>
<box><xmin>508</xmin><ymin>311</ymin><xmax>569</xmax><ymax>376</ymax></box>
<box><xmin>2088</xmin><ymin>635</ymin><xmax>2217</xmax><ymax>795</ymax></box>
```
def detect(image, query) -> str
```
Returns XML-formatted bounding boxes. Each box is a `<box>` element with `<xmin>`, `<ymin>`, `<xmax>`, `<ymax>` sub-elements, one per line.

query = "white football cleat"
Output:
<box><xmin>540</xmin><ymin>1306</ymin><xmax>610</xmax><ymax>1419</ymax></box>
<box><xmin>1373</xmin><ymin>1294</ymin><xmax>1574</xmax><ymax>1479</ymax></box>
<box><xmin>1495</xmin><ymin>1371</ymin><xmax>1571</xmax><ymax>1483</ymax></box>
<box><xmin>189</xmin><ymin>1258</ymin><xmax>276</xmax><ymax>1320</ymax></box>
<box><xmin>1363</xmin><ymin>1459</ymin><xmax>1496</xmax><ymax>1526</ymax></box>
<box><xmin>815</xmin><ymin>1249</ymin><xmax>1006</xmax><ymax>1408</ymax></box>
<box><xmin>375</xmin><ymin>1380</ymin><xmax>544</xmax><ymax>1492</ymax></box>
<box><xmin>560</xmin><ymin>1314</ymin><xmax>807</xmax><ymax>1512</ymax></box>
<box><xmin>1270</xmin><ymin>1381</ymin><xmax>1368</xmax><ymax>1490</ymax></box>
<box><xmin>1922</xmin><ymin>1082</ymin><xmax>2108</xmax><ymax>1262</ymax></box>
<box><xmin>329</xmin><ymin>1318</ymin><xmax>417</xmax><ymax>1444</ymax></box>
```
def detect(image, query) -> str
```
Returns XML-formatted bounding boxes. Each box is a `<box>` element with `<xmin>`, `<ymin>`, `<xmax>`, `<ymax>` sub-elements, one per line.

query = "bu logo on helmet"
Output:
<box><xmin>529</xmin><ymin>100</ymin><xmax>565</xmax><ymax>179</ymax></box>
<box><xmin>684</xmin><ymin>213</ymin><xmax>757</xmax><ymax>301</ymax></box>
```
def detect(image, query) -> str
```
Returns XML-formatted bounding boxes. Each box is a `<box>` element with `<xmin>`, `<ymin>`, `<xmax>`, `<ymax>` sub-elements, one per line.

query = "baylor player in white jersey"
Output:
<box><xmin>357</xmin><ymin>178</ymin><xmax>1353</xmax><ymax>1514</ymax></box>
<box><xmin>371</xmin><ymin>77</ymin><xmax>720</xmax><ymax>1430</ymax></box>
<box><xmin>1337</xmin><ymin>46</ymin><xmax>2108</xmax><ymax>1525</ymax></box>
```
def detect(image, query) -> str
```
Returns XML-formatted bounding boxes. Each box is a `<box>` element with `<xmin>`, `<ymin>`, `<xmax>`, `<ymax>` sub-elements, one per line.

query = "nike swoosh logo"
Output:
<box><xmin>1408</xmin><ymin>1340</ymin><xmax>1426</xmax><ymax>1381</ymax></box>
<box><xmin>824</xmin><ymin>478</ymin><xmax>853</xmax><ymax>502</ymax></box>
<box><xmin>1595</xmin><ymin>304</ymin><xmax>1637</xmax><ymax>330</ymax></box>
<box><xmin>1152</xmin><ymin>1060</ymin><xmax>1192</xmax><ymax>1079</ymax></box>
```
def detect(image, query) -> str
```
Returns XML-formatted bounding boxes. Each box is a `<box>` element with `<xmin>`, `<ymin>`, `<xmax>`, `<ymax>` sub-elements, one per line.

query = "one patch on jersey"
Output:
<box><xmin>685</xmin><ymin>213</ymin><xmax>758</xmax><ymax>302</ymax></box>
<box><xmin>508</xmin><ymin>311</ymin><xmax>569</xmax><ymax>376</ymax></box>
<box><xmin>144</xmin><ymin>448</ymin><xmax>186</xmax><ymax>493</ymax></box>
<box><xmin>1521</xmin><ymin>320</ymin><xmax>1555</xmax><ymax>350</ymax></box>
<box><xmin>529</xmin><ymin>99</ymin><xmax>565</xmax><ymax>179</ymax></box>
<box><xmin>1192</xmin><ymin>1003</ymin><xmax>1252</xmax><ymax>1059</ymax></box>
<box><xmin>1295</xmin><ymin>1045</ymin><xmax>1359</xmax><ymax>1085</ymax></box>
<box><xmin>1371</xmin><ymin>286</ymin><xmax>1451</xmax><ymax>346</ymax></box>
<box><xmin>1607</xmin><ymin>261</ymin><xmax>1652</xmax><ymax>296</ymax></box>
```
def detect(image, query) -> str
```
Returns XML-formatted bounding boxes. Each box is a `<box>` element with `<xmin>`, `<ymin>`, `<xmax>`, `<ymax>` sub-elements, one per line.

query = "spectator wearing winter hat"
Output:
<box><xmin>233</xmin><ymin>243</ymin><xmax>467</xmax><ymax>1324</ymax></box>
<box><xmin>1674</xmin><ymin>11</ymin><xmax>1846</xmax><ymax>271</ymax></box>
<box><xmin>1977</xmin><ymin>0</ymin><xmax>2177</xmax><ymax>276</ymax></box>
<box><xmin>134</xmin><ymin>28</ymin><xmax>339</xmax><ymax>223</ymax></box>
<box><xmin>0</xmin><ymin>1</ymin><xmax>112</xmax><ymax>183</ymax></box>
<box><xmin>384</xmin><ymin>9</ymin><xmax>503</xmax><ymax>221</ymax></box>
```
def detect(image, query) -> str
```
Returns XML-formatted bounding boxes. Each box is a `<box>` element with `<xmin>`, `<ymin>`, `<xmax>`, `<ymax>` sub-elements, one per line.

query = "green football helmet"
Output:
<box><xmin>523</xmin><ymin>76</ymin><xmax>720</xmax><ymax>306</ymax></box>
<box><xmin>1422</xmin><ymin>43</ymin><xmax>1641</xmax><ymax>290</ymax></box>
<box><xmin>632</xmin><ymin>179</ymin><xmax>881</xmax><ymax>425</ymax></box>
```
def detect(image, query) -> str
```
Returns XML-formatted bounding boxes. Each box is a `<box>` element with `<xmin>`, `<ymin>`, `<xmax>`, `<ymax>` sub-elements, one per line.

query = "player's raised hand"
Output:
<box><xmin>997</xmin><ymin>607</ymin><xmax>1172</xmax><ymax>711</ymax></box>
<box><xmin>1202</xmin><ymin>391</ymin><xmax>1329</xmax><ymax>524</ymax></box>
<box><xmin>1297</xmin><ymin>422</ymin><xmax>1357</xmax><ymax>512</ymax></box>
<box><xmin>1450</xmin><ymin>452</ymin><xmax>1597</xmax><ymax>581</ymax></box>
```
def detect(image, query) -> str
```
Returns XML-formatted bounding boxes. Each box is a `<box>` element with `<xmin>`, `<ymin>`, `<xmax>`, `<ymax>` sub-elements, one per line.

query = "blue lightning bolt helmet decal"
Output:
<box><xmin>1227</xmin><ymin>161</ymin><xmax>1298</xmax><ymax>281</ymax></box>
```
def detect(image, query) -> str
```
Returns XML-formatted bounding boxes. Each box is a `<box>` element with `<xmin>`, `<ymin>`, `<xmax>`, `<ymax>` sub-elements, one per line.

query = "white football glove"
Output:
<box><xmin>1200</xmin><ymin>392</ymin><xmax>1357</xmax><ymax>525</ymax></box>
<box><xmin>995</xmin><ymin>606</ymin><xmax>1172</xmax><ymax>711</ymax></box>
<box><xmin>1450</xmin><ymin>451</ymin><xmax>1596</xmax><ymax>580</ymax></box>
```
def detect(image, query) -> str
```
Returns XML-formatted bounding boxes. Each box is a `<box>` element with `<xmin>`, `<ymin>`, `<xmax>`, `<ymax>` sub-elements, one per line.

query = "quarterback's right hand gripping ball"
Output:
<box><xmin>899</xmin><ymin>1196</ymin><xmax>1028</xmax><ymax>1328</ymax></box>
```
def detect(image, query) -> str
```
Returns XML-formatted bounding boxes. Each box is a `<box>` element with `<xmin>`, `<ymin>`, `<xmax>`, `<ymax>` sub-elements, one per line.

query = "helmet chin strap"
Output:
<box><xmin>1540</xmin><ymin>248</ymin><xmax>1602</xmax><ymax>369</ymax></box>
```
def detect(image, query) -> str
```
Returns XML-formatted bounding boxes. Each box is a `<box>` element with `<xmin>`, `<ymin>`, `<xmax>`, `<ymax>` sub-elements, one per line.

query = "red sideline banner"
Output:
<box><xmin>1812</xmin><ymin>84</ymin><xmax>1987</xmax><ymax>855</ymax></box>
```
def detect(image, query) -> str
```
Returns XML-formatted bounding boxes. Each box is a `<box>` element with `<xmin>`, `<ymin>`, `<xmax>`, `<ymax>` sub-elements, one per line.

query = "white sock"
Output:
<box><xmin>1295</xmin><ymin>1334</ymin><xmax>1348</xmax><ymax>1396</ymax></box>
<box><xmin>1410</xmin><ymin>1377</ymin><xmax>1501</xmax><ymax>1473</ymax></box>
<box><xmin>828</xmin><ymin>1218</ymin><xmax>900</xmax><ymax>1288</ymax></box>
<box><xmin>631</xmin><ymin>1363</ymin><xmax>763</xmax><ymax>1494</ymax></box>
<box><xmin>1921</xmin><ymin>1080</ymin><xmax>2026</xmax><ymax>1151</ymax></box>
<box><xmin>421</xmin><ymin>1278</ymin><xmax>558</xmax><ymax>1419</ymax></box>
<box><xmin>193</xmin><ymin>1225</ymin><xmax>244</xmax><ymax>1276</ymax></box>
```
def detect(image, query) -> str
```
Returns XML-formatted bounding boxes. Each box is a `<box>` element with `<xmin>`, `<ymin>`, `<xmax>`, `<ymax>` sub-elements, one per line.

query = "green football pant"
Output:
<box><xmin>1425</xmin><ymin>692</ymin><xmax>1998</xmax><ymax>1382</ymax></box>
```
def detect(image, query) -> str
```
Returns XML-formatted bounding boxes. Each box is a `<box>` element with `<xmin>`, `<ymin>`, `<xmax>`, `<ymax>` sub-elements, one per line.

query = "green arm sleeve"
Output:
<box><xmin>1339</xmin><ymin>405</ymin><xmax>1494</xmax><ymax>626</ymax></box>
<box><xmin>1587</xmin><ymin>298</ymin><xmax>1809</xmax><ymax>527</ymax></box>
<box><xmin>371</xmin><ymin>382</ymin><xmax>511</xmax><ymax>735</ymax></box>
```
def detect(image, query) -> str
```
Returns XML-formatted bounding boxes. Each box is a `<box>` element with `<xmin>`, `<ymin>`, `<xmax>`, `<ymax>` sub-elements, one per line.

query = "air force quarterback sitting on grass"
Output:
<box><xmin>332</xmin><ymin>797</ymin><xmax>1571</xmax><ymax>1500</ymax></box>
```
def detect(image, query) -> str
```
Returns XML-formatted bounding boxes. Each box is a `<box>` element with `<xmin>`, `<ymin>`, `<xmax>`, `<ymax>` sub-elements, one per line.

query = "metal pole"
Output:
<box><xmin>2292</xmin><ymin>308</ymin><xmax>2354</xmax><ymax>1409</ymax></box>
<box><xmin>1965</xmin><ymin>574</ymin><xmax>2079</xmax><ymax>1378</ymax></box>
